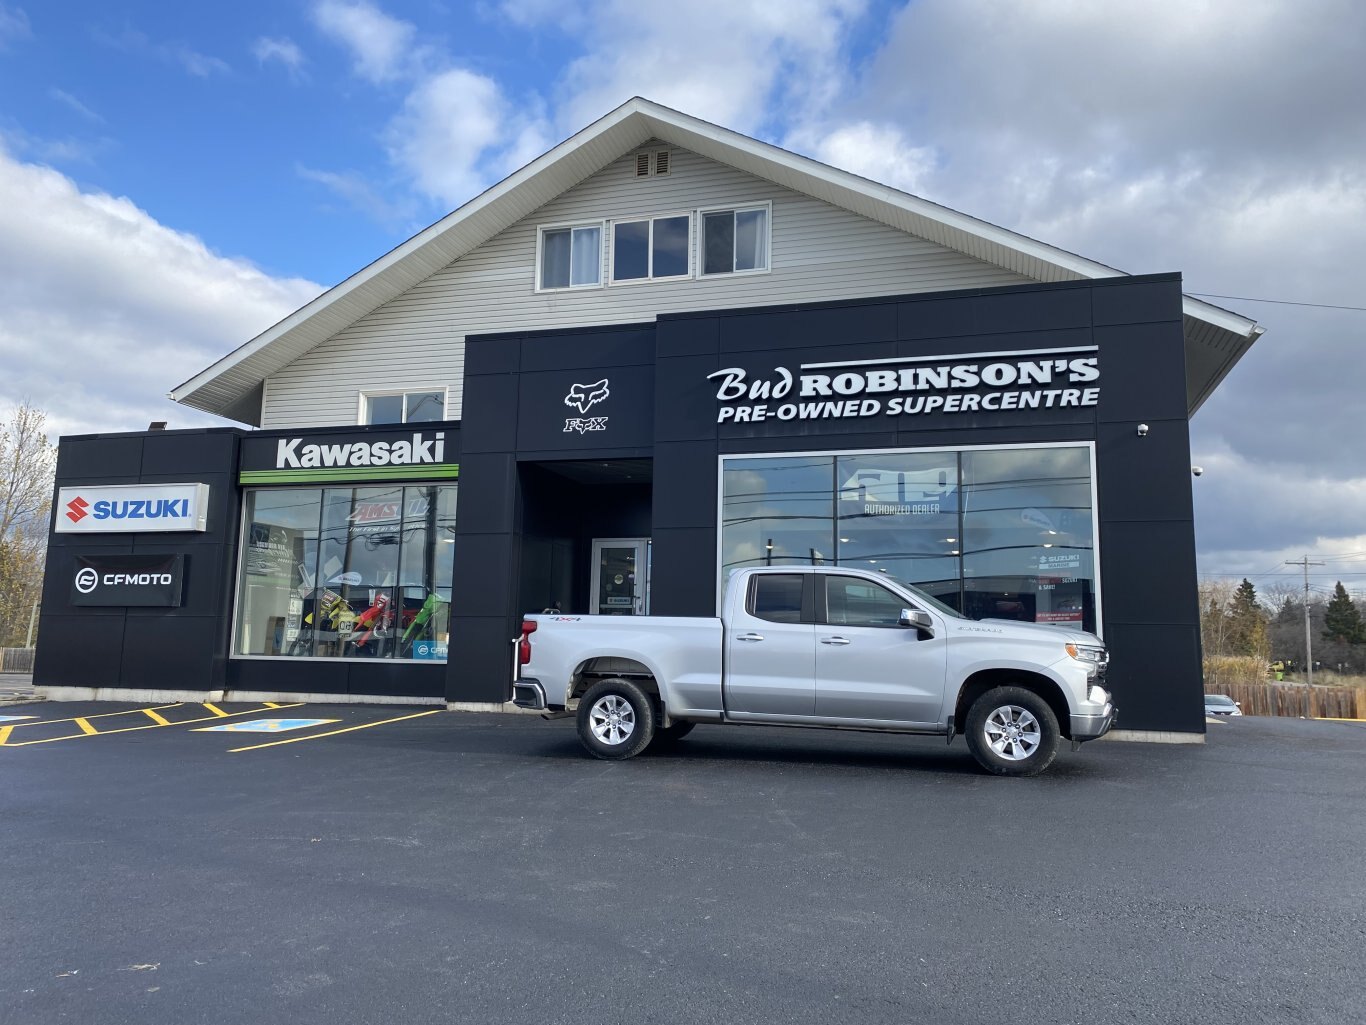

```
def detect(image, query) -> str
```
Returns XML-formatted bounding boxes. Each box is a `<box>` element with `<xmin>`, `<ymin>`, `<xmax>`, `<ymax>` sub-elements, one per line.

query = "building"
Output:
<box><xmin>35</xmin><ymin>98</ymin><xmax>1262</xmax><ymax>737</ymax></box>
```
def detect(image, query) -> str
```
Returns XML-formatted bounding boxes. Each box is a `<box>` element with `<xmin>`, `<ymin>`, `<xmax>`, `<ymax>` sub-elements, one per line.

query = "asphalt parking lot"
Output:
<box><xmin>1</xmin><ymin>701</ymin><xmax>1363</xmax><ymax>1025</ymax></box>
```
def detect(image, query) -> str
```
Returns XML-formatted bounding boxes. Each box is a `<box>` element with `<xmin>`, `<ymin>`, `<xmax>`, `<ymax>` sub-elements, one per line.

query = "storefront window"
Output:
<box><xmin>235</xmin><ymin>484</ymin><xmax>456</xmax><ymax>660</ymax></box>
<box><xmin>721</xmin><ymin>446</ymin><xmax>1097</xmax><ymax>633</ymax></box>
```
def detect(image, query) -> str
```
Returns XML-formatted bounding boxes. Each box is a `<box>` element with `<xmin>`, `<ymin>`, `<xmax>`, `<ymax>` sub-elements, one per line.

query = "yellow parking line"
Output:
<box><xmin>1317</xmin><ymin>716</ymin><xmax>1366</xmax><ymax>722</ymax></box>
<box><xmin>142</xmin><ymin>708</ymin><xmax>171</xmax><ymax>726</ymax></box>
<box><xmin>12</xmin><ymin>703</ymin><xmax>184</xmax><ymax>726</ymax></box>
<box><xmin>0</xmin><ymin>725</ymin><xmax>12</xmax><ymax>746</ymax></box>
<box><xmin>74</xmin><ymin>718</ymin><xmax>98</xmax><ymax>736</ymax></box>
<box><xmin>229</xmin><ymin>709</ymin><xmax>443</xmax><ymax>753</ymax></box>
<box><xmin>1</xmin><ymin>703</ymin><xmax>305</xmax><ymax>748</ymax></box>
<box><xmin>263</xmin><ymin>702</ymin><xmax>282</xmax><ymax>708</ymax></box>
<box><xmin>202</xmin><ymin>703</ymin><xmax>230</xmax><ymax>718</ymax></box>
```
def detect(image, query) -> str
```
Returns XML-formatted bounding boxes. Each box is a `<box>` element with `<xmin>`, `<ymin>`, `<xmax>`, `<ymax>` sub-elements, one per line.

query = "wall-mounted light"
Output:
<box><xmin>1136</xmin><ymin>423</ymin><xmax>1149</xmax><ymax>437</ymax></box>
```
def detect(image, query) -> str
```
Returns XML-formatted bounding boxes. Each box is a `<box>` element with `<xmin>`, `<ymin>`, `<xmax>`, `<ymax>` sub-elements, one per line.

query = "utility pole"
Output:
<box><xmin>1286</xmin><ymin>555</ymin><xmax>1324</xmax><ymax>690</ymax></box>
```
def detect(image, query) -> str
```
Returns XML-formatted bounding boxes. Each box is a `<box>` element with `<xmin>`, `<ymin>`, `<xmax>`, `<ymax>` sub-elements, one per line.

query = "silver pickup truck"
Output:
<box><xmin>513</xmin><ymin>566</ymin><xmax>1114</xmax><ymax>776</ymax></box>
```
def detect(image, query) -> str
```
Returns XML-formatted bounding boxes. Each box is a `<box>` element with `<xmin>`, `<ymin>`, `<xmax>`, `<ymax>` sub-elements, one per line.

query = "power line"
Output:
<box><xmin>1189</xmin><ymin>292</ymin><xmax>1366</xmax><ymax>313</ymax></box>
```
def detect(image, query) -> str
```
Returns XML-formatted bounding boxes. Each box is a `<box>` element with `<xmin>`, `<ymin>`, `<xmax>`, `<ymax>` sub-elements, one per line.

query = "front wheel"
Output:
<box><xmin>964</xmin><ymin>686</ymin><xmax>1060</xmax><ymax>777</ymax></box>
<box><xmin>576</xmin><ymin>678</ymin><xmax>657</xmax><ymax>760</ymax></box>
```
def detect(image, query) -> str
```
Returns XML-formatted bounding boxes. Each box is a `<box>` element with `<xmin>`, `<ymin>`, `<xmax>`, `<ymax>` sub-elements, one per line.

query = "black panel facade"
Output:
<box><xmin>36</xmin><ymin>274</ymin><xmax>1205</xmax><ymax>734</ymax></box>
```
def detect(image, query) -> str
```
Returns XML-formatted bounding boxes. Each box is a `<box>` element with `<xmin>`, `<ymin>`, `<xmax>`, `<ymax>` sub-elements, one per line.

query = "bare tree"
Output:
<box><xmin>0</xmin><ymin>404</ymin><xmax>56</xmax><ymax>647</ymax></box>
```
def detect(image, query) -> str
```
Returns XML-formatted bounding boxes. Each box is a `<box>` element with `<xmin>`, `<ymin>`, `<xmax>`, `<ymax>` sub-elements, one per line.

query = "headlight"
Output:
<box><xmin>1066</xmin><ymin>643</ymin><xmax>1108</xmax><ymax>679</ymax></box>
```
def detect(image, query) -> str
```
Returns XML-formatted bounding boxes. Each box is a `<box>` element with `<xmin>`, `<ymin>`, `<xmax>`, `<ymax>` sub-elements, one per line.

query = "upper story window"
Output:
<box><xmin>363</xmin><ymin>390</ymin><xmax>446</xmax><ymax>425</ymax></box>
<box><xmin>539</xmin><ymin>223</ymin><xmax>602</xmax><ymax>290</ymax></box>
<box><xmin>611</xmin><ymin>214</ymin><xmax>691</xmax><ymax>283</ymax></box>
<box><xmin>701</xmin><ymin>203</ymin><xmax>770</xmax><ymax>276</ymax></box>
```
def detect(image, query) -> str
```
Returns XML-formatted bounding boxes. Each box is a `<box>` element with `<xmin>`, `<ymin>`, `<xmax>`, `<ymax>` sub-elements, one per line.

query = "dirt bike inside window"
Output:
<box><xmin>234</xmin><ymin>484</ymin><xmax>455</xmax><ymax>661</ymax></box>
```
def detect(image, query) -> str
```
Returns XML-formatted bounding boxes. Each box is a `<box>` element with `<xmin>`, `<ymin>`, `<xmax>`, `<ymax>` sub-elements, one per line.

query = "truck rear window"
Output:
<box><xmin>750</xmin><ymin>575</ymin><xmax>803</xmax><ymax>623</ymax></box>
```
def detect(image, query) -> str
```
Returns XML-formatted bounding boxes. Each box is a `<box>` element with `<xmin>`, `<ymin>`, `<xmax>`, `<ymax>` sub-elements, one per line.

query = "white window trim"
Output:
<box><xmin>714</xmin><ymin>441</ymin><xmax>1101</xmax><ymax>636</ymax></box>
<box><xmin>697</xmin><ymin>200</ymin><xmax>773</xmax><ymax>278</ymax></box>
<box><xmin>534</xmin><ymin>219</ymin><xmax>606</xmax><ymax>293</ymax></box>
<box><xmin>607</xmin><ymin>210</ymin><xmax>694</xmax><ymax>286</ymax></box>
<box><xmin>357</xmin><ymin>387</ymin><xmax>450</xmax><ymax>425</ymax></box>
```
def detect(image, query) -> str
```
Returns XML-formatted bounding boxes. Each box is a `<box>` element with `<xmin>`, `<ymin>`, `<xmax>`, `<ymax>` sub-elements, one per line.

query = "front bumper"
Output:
<box><xmin>1071</xmin><ymin>702</ymin><xmax>1116</xmax><ymax>742</ymax></box>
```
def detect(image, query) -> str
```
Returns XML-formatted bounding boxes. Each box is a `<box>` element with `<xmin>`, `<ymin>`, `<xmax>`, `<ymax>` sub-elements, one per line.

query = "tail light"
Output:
<box><xmin>518</xmin><ymin>619</ymin><xmax>537</xmax><ymax>665</ymax></box>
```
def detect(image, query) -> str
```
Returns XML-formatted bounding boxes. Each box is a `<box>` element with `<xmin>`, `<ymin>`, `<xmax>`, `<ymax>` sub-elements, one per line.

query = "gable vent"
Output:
<box><xmin>635</xmin><ymin>152</ymin><xmax>650</xmax><ymax>177</ymax></box>
<box><xmin>653</xmin><ymin>149</ymin><xmax>670</xmax><ymax>175</ymax></box>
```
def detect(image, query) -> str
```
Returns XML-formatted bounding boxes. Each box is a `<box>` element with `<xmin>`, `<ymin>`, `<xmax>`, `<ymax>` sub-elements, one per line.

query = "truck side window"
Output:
<box><xmin>826</xmin><ymin>577</ymin><xmax>908</xmax><ymax>628</ymax></box>
<box><xmin>750</xmin><ymin>574</ymin><xmax>804</xmax><ymax>623</ymax></box>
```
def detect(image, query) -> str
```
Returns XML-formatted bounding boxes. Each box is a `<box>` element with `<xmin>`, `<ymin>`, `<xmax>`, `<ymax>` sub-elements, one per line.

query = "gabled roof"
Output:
<box><xmin>171</xmin><ymin>97</ymin><xmax>1261</xmax><ymax>422</ymax></box>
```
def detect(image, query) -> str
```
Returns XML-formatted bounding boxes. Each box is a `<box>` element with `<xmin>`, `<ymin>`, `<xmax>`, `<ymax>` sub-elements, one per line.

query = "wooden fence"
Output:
<box><xmin>0</xmin><ymin>648</ymin><xmax>34</xmax><ymax>673</ymax></box>
<box><xmin>1209</xmin><ymin>681</ymin><xmax>1364</xmax><ymax>719</ymax></box>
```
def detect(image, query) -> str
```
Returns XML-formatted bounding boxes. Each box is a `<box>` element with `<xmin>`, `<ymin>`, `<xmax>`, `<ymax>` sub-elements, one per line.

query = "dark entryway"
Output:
<box><xmin>517</xmin><ymin>459</ymin><xmax>652</xmax><ymax>617</ymax></box>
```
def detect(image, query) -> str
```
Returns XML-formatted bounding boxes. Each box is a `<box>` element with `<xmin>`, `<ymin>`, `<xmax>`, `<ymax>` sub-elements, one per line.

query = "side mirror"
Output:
<box><xmin>899</xmin><ymin>608</ymin><xmax>934</xmax><ymax>634</ymax></box>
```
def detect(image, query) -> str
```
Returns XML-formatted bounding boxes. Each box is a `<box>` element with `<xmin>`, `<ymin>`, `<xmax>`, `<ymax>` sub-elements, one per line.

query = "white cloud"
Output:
<box><xmin>252</xmin><ymin>36</ymin><xmax>306</xmax><ymax>79</ymax></box>
<box><xmin>313</xmin><ymin>0</ymin><xmax>419</xmax><ymax>83</ymax></box>
<box><xmin>534</xmin><ymin>0</ymin><xmax>868</xmax><ymax>136</ymax></box>
<box><xmin>93</xmin><ymin>26</ymin><xmax>230</xmax><ymax>78</ymax></box>
<box><xmin>48</xmin><ymin>89</ymin><xmax>103</xmax><ymax>123</ymax></box>
<box><xmin>297</xmin><ymin>164</ymin><xmax>416</xmax><ymax>227</ymax></box>
<box><xmin>0</xmin><ymin>2</ymin><xmax>29</xmax><ymax>48</ymax></box>
<box><xmin>0</xmin><ymin>144</ymin><xmax>322</xmax><ymax>437</ymax></box>
<box><xmin>787</xmin><ymin>121</ymin><xmax>937</xmax><ymax>193</ymax></box>
<box><xmin>385</xmin><ymin>68</ymin><xmax>550</xmax><ymax>206</ymax></box>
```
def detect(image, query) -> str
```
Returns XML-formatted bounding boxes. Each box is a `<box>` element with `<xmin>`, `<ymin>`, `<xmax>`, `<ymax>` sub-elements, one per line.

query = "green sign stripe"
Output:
<box><xmin>239</xmin><ymin>464</ymin><xmax>460</xmax><ymax>484</ymax></box>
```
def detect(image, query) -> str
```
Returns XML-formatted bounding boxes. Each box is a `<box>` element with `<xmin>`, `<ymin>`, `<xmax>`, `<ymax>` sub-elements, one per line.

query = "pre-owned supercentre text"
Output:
<box><xmin>707</xmin><ymin>351</ymin><xmax>1100</xmax><ymax>424</ymax></box>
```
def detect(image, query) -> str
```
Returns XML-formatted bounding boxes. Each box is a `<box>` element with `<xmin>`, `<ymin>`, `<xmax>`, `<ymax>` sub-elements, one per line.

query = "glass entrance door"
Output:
<box><xmin>590</xmin><ymin>538</ymin><xmax>650</xmax><ymax>616</ymax></box>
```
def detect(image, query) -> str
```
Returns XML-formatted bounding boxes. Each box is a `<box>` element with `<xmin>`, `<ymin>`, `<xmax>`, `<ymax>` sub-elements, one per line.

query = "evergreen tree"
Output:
<box><xmin>1321</xmin><ymin>582</ymin><xmax>1364</xmax><ymax>645</ymax></box>
<box><xmin>1225</xmin><ymin>578</ymin><xmax>1269</xmax><ymax>657</ymax></box>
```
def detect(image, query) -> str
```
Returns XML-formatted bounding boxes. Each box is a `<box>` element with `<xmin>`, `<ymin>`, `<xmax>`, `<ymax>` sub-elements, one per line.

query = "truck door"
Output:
<box><xmin>814</xmin><ymin>575</ymin><xmax>947</xmax><ymax>724</ymax></box>
<box><xmin>724</xmin><ymin>573</ymin><xmax>816</xmax><ymax>717</ymax></box>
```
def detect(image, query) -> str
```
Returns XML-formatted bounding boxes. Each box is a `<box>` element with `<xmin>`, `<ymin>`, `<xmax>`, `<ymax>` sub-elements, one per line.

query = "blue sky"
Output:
<box><xmin>1</xmin><ymin>0</ymin><xmax>1365</xmax><ymax>590</ymax></box>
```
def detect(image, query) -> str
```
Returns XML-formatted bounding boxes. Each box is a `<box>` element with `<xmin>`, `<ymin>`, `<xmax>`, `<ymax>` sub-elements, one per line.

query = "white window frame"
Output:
<box><xmin>535</xmin><ymin>219</ymin><xmax>606</xmax><ymax>292</ymax></box>
<box><xmin>607</xmin><ymin>211</ymin><xmax>694</xmax><ymax>286</ymax></box>
<box><xmin>697</xmin><ymin>200</ymin><xmax>773</xmax><ymax>277</ymax></box>
<box><xmin>357</xmin><ymin>387</ymin><xmax>450</xmax><ymax>425</ymax></box>
<box><xmin>715</xmin><ymin>441</ymin><xmax>1102</xmax><ymax>636</ymax></box>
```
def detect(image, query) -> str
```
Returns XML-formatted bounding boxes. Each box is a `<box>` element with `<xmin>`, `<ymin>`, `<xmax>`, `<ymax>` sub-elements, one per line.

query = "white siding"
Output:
<box><xmin>262</xmin><ymin>144</ymin><xmax>1029</xmax><ymax>428</ymax></box>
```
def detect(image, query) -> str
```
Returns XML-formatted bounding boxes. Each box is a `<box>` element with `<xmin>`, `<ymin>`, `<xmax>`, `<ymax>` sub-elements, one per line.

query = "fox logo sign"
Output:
<box><xmin>564</xmin><ymin>379</ymin><xmax>610</xmax><ymax>414</ymax></box>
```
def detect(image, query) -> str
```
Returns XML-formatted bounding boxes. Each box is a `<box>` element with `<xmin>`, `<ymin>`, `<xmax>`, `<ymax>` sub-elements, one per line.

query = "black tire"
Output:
<box><xmin>647</xmin><ymin>721</ymin><xmax>696</xmax><ymax>750</ymax></box>
<box><xmin>576</xmin><ymin>678</ymin><xmax>656</xmax><ymax>760</ymax></box>
<box><xmin>964</xmin><ymin>685</ymin><xmax>1060</xmax><ymax>777</ymax></box>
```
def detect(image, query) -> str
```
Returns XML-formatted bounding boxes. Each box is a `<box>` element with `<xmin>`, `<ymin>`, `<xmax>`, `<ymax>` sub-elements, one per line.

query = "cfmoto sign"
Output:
<box><xmin>69</xmin><ymin>555</ymin><xmax>185</xmax><ymax>607</ymax></box>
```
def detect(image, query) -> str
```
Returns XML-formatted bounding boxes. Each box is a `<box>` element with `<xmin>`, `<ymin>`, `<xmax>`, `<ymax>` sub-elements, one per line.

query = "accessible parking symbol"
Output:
<box><xmin>194</xmin><ymin>718</ymin><xmax>339</xmax><ymax>733</ymax></box>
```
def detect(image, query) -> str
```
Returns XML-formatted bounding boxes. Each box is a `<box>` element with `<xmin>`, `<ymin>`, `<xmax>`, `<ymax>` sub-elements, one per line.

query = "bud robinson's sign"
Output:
<box><xmin>707</xmin><ymin>345</ymin><xmax>1100</xmax><ymax>424</ymax></box>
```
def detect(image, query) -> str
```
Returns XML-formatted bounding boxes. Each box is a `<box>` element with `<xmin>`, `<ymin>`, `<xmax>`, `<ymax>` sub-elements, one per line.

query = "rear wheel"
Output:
<box><xmin>576</xmin><ymin>678</ymin><xmax>656</xmax><ymax>760</ymax></box>
<box><xmin>964</xmin><ymin>685</ymin><xmax>1060</xmax><ymax>777</ymax></box>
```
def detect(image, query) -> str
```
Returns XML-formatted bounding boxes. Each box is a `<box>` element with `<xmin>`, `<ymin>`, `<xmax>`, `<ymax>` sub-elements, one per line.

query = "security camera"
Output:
<box><xmin>1191</xmin><ymin>465</ymin><xmax>1204</xmax><ymax>476</ymax></box>
<box><xmin>1136</xmin><ymin>423</ymin><xmax>1149</xmax><ymax>437</ymax></box>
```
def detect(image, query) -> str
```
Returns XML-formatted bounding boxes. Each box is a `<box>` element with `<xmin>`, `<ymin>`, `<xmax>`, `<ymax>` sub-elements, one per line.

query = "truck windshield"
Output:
<box><xmin>895</xmin><ymin>580</ymin><xmax>965</xmax><ymax>620</ymax></box>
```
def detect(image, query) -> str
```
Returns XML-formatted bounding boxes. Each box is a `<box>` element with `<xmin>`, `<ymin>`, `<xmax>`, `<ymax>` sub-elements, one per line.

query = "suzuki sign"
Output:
<box><xmin>55</xmin><ymin>483</ymin><xmax>210</xmax><ymax>534</ymax></box>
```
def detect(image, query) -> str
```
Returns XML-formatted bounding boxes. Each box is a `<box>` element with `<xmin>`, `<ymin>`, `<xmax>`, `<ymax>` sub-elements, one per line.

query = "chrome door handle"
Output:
<box><xmin>820</xmin><ymin>636</ymin><xmax>851</xmax><ymax>645</ymax></box>
<box><xmin>736</xmin><ymin>632</ymin><xmax>765</xmax><ymax>642</ymax></box>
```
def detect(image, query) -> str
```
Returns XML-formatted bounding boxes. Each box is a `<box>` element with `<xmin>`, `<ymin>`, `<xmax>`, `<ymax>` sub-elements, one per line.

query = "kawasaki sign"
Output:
<box><xmin>55</xmin><ymin>483</ymin><xmax>210</xmax><ymax>534</ymax></box>
<box><xmin>239</xmin><ymin>428</ymin><xmax>458</xmax><ymax>484</ymax></box>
